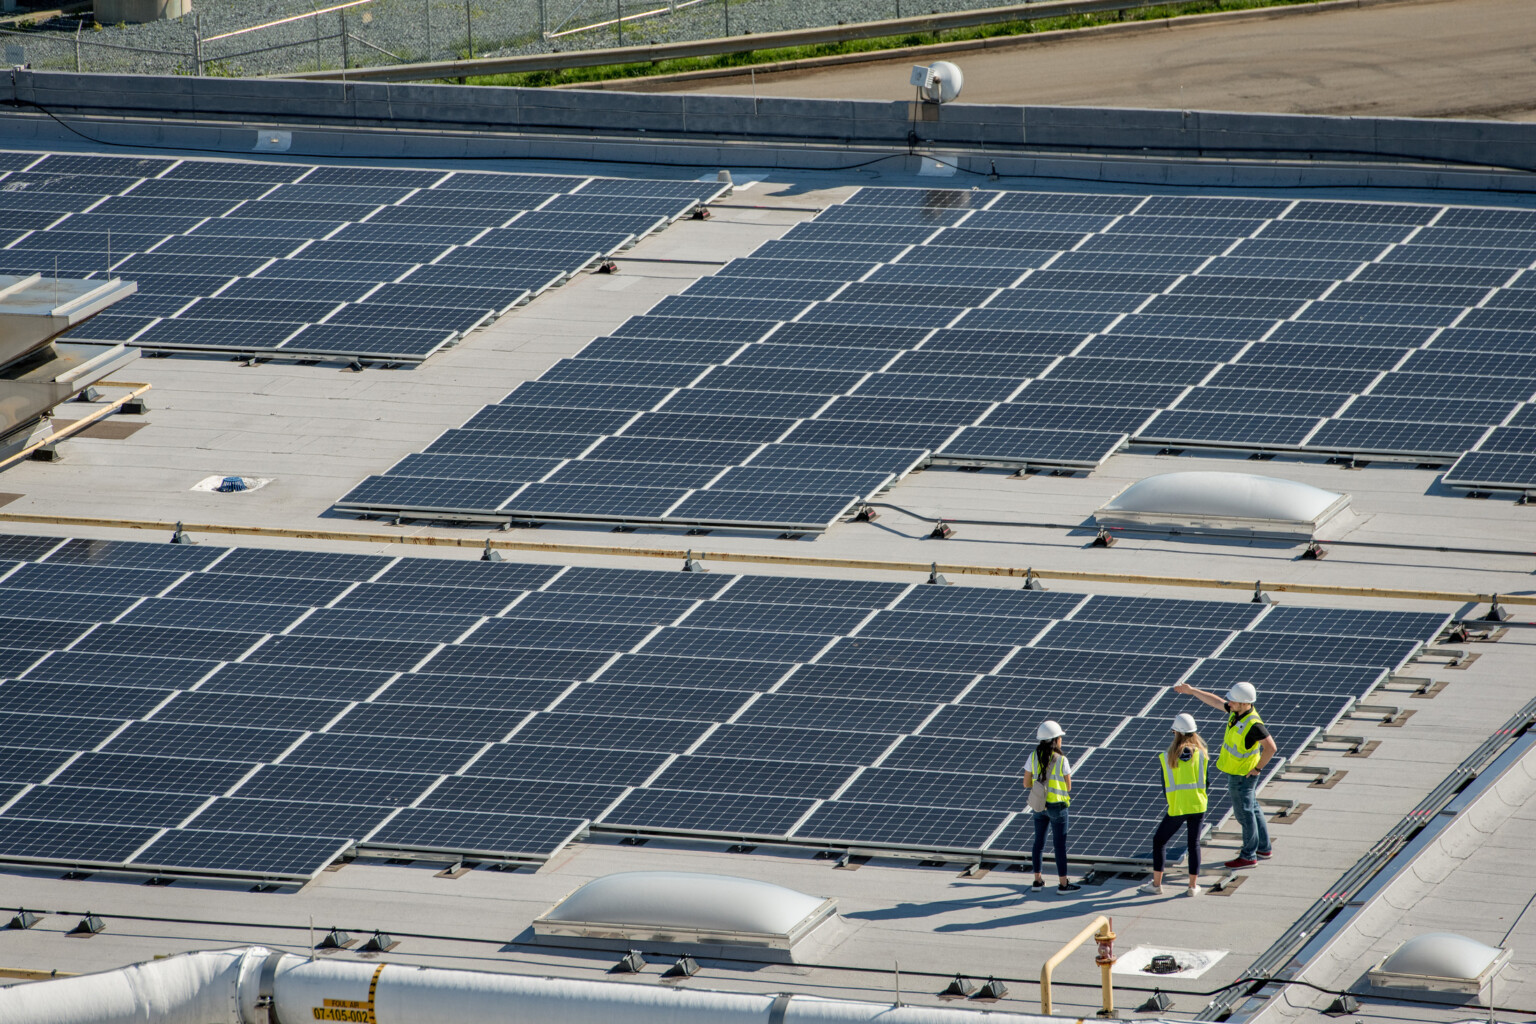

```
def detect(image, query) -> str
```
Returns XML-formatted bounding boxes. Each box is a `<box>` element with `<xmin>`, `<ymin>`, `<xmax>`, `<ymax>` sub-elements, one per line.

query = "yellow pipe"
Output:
<box><xmin>0</xmin><ymin>383</ymin><xmax>152</xmax><ymax>474</ymax></box>
<box><xmin>1040</xmin><ymin>915</ymin><xmax>1115</xmax><ymax>1016</ymax></box>
<box><xmin>0</xmin><ymin>967</ymin><xmax>77</xmax><ymax>980</ymax></box>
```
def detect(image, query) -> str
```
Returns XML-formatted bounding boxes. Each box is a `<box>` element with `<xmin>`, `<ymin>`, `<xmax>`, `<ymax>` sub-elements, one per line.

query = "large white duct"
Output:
<box><xmin>0</xmin><ymin>947</ymin><xmax>1090</xmax><ymax>1024</ymax></box>
<box><xmin>0</xmin><ymin>946</ymin><xmax>265</xmax><ymax>1024</ymax></box>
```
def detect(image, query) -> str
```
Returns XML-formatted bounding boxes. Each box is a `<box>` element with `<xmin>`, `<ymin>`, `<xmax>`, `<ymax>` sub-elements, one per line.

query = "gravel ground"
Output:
<box><xmin>4</xmin><ymin>0</ymin><xmax>990</xmax><ymax>76</ymax></box>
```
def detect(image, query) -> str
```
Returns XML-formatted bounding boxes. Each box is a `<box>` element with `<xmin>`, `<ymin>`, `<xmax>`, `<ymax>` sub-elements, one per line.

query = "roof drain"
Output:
<box><xmin>1094</xmin><ymin>471</ymin><xmax>1353</xmax><ymax>542</ymax></box>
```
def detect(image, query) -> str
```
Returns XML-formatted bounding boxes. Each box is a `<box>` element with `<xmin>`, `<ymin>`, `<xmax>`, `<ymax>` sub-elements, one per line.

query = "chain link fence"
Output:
<box><xmin>1</xmin><ymin>0</ymin><xmax>977</xmax><ymax>77</ymax></box>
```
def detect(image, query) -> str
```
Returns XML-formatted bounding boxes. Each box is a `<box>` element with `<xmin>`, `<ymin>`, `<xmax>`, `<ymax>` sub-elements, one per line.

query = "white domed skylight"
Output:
<box><xmin>1095</xmin><ymin>472</ymin><xmax>1351</xmax><ymax>540</ymax></box>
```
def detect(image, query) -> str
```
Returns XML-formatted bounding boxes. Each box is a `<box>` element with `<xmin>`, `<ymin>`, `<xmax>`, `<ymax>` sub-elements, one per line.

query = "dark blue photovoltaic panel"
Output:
<box><xmin>938</xmin><ymin>426</ymin><xmax>1126</xmax><ymax>465</ymax></box>
<box><xmin>1138</xmin><ymin>410</ymin><xmax>1322</xmax><ymax>447</ymax></box>
<box><xmin>131</xmin><ymin>829</ymin><xmax>351</xmax><ymax>877</ymax></box>
<box><xmin>464</xmin><ymin>743</ymin><xmax>669</xmax><ymax>785</ymax></box>
<box><xmin>599</xmin><ymin>655</ymin><xmax>788</xmax><ymax>691</ymax></box>
<box><xmin>0</xmin><ymin>819</ymin><xmax>161</xmax><ymax>864</ymax></box>
<box><xmin>1220</xmin><ymin>631</ymin><xmax>1421</xmax><ymax>668</ymax></box>
<box><xmin>601</xmin><ymin>789</ymin><xmax>813</xmax><ymax>836</ymax></box>
<box><xmin>857</xmin><ymin>610</ymin><xmax>1050</xmax><ymax>647</ymax></box>
<box><xmin>794</xmin><ymin>801</ymin><xmax>1007</xmax><ymax>850</ymax></box>
<box><xmin>1256</xmin><ymin>606</ymin><xmax>1449</xmax><ymax>641</ymax></box>
<box><xmin>0</xmin><ymin>531</ymin><xmax>1466</xmax><ymax>869</ymax></box>
<box><xmin>7</xmin><ymin>785</ymin><xmax>207</xmax><ymax>828</ymax></box>
<box><xmin>1036</xmin><ymin>621</ymin><xmax>1231</xmax><ymax>658</ymax></box>
<box><xmin>820</xmin><ymin>637</ymin><xmax>1013</xmax><ymax>674</ymax></box>
<box><xmin>1305</xmin><ymin>419</ymin><xmax>1489</xmax><ymax>456</ymax></box>
<box><xmin>1443</xmin><ymin>451</ymin><xmax>1536</xmax><ymax>490</ymax></box>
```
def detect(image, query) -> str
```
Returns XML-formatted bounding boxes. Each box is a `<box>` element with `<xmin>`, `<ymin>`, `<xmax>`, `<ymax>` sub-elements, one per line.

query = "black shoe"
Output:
<box><xmin>1031</xmin><ymin>879</ymin><xmax>1044</xmax><ymax>891</ymax></box>
<box><xmin>1057</xmin><ymin>882</ymin><xmax>1082</xmax><ymax>893</ymax></box>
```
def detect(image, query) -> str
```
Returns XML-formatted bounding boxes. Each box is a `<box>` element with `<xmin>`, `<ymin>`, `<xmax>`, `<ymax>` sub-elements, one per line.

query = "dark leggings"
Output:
<box><xmin>1151</xmin><ymin>812</ymin><xmax>1205</xmax><ymax>875</ymax></box>
<box><xmin>1031</xmin><ymin>802</ymin><xmax>1069</xmax><ymax>877</ymax></box>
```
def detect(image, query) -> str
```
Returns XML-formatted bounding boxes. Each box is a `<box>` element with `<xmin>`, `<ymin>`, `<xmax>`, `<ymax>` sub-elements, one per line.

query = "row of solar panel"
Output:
<box><xmin>343</xmin><ymin>182</ymin><xmax>1536</xmax><ymax>525</ymax></box>
<box><xmin>0</xmin><ymin>534</ymin><xmax>1450</xmax><ymax>875</ymax></box>
<box><xmin>2</xmin><ymin>150</ymin><xmax>722</xmax><ymax>361</ymax></box>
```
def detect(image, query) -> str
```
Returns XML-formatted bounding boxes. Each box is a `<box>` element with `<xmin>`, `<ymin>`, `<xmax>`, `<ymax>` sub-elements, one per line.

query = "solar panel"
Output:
<box><xmin>0</xmin><ymin>538</ymin><xmax>1437</xmax><ymax>869</ymax></box>
<box><xmin>1138</xmin><ymin>410</ymin><xmax>1322</xmax><ymax>447</ymax></box>
<box><xmin>1442</xmin><ymin>450</ymin><xmax>1536</xmax><ymax>490</ymax></box>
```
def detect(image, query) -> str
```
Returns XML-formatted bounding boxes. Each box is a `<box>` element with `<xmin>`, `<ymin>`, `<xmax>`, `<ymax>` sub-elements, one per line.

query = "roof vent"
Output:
<box><xmin>533</xmin><ymin>871</ymin><xmax>838</xmax><ymax>960</ymax></box>
<box><xmin>1367</xmin><ymin>933</ymin><xmax>1510</xmax><ymax>1002</ymax></box>
<box><xmin>1094</xmin><ymin>472</ymin><xmax>1351</xmax><ymax>541</ymax></box>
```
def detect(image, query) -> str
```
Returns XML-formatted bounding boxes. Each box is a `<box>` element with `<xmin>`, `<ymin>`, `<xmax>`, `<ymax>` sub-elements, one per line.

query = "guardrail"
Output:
<box><xmin>276</xmin><ymin>0</ymin><xmax>1171</xmax><ymax>81</ymax></box>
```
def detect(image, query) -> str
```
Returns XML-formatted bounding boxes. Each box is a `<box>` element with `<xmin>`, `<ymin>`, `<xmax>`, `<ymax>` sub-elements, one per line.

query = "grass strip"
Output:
<box><xmin>464</xmin><ymin>0</ymin><xmax>1328</xmax><ymax>88</ymax></box>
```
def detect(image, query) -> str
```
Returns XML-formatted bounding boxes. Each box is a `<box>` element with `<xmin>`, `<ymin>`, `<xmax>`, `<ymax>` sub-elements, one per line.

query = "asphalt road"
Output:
<box><xmin>635</xmin><ymin>0</ymin><xmax>1536</xmax><ymax>120</ymax></box>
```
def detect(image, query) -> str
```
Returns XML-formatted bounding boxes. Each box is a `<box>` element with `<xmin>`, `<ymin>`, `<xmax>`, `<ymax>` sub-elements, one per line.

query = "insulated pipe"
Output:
<box><xmin>0</xmin><ymin>946</ymin><xmax>266</xmax><ymax>1024</ymax></box>
<box><xmin>0</xmin><ymin>948</ymin><xmax>1068</xmax><ymax>1024</ymax></box>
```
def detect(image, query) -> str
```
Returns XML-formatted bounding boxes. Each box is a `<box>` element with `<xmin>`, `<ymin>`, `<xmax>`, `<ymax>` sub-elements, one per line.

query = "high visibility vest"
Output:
<box><xmin>1029</xmin><ymin>750</ymin><xmax>1070</xmax><ymax>806</ymax></box>
<box><xmin>1217</xmin><ymin>707</ymin><xmax>1265</xmax><ymax>776</ymax></box>
<box><xmin>1159</xmin><ymin>748</ymin><xmax>1209</xmax><ymax>816</ymax></box>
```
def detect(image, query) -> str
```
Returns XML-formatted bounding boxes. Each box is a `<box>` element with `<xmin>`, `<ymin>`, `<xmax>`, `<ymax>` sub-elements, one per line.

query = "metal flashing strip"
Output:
<box><xmin>1198</xmin><ymin>696</ymin><xmax>1536</xmax><ymax>1021</ymax></box>
<box><xmin>0</xmin><ymin>512</ymin><xmax>1532</xmax><ymax>608</ymax></box>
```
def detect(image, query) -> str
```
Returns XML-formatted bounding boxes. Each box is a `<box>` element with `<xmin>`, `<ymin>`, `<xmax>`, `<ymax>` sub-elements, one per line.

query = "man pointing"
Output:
<box><xmin>1172</xmin><ymin>680</ymin><xmax>1277</xmax><ymax>869</ymax></box>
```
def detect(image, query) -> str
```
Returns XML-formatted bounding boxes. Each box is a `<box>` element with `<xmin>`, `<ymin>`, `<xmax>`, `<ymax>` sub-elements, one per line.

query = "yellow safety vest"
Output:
<box><xmin>1159</xmin><ymin>748</ymin><xmax>1209</xmax><ymax>816</ymax></box>
<box><xmin>1217</xmin><ymin>708</ymin><xmax>1265</xmax><ymax>776</ymax></box>
<box><xmin>1029</xmin><ymin>750</ymin><xmax>1070</xmax><ymax>806</ymax></box>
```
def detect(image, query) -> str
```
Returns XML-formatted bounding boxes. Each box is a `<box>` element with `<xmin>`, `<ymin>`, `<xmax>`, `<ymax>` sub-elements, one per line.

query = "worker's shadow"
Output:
<box><xmin>842</xmin><ymin>882</ymin><xmax>1032</xmax><ymax>922</ymax></box>
<box><xmin>933</xmin><ymin>887</ymin><xmax>1138</xmax><ymax>932</ymax></box>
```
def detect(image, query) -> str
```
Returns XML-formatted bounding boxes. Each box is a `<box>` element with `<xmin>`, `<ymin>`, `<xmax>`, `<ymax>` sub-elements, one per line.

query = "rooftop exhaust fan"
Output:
<box><xmin>1094</xmin><ymin>471</ymin><xmax>1352</xmax><ymax>541</ymax></box>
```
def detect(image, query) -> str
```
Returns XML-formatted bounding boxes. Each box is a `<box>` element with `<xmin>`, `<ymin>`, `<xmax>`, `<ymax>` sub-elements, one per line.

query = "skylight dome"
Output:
<box><xmin>533</xmin><ymin>872</ymin><xmax>838</xmax><ymax>955</ymax></box>
<box><xmin>1368</xmin><ymin>932</ymin><xmax>1511</xmax><ymax>999</ymax></box>
<box><xmin>1095</xmin><ymin>472</ymin><xmax>1351</xmax><ymax>540</ymax></box>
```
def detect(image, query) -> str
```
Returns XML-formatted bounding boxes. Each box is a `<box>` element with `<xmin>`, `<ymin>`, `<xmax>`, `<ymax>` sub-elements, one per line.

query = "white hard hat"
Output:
<box><xmin>1172</xmin><ymin>713</ymin><xmax>1199</xmax><ymax>734</ymax></box>
<box><xmin>1037</xmin><ymin>720</ymin><xmax>1064</xmax><ymax>741</ymax></box>
<box><xmin>1226</xmin><ymin>681</ymin><xmax>1257</xmax><ymax>703</ymax></box>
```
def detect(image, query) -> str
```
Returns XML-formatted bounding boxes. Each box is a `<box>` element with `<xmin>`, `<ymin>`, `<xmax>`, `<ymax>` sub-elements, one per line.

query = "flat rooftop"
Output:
<box><xmin>0</xmin><ymin>100</ymin><xmax>1533</xmax><ymax>1024</ymax></box>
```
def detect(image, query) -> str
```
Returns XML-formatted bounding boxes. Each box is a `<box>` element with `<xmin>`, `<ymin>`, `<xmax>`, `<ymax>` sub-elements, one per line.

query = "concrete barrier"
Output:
<box><xmin>5</xmin><ymin>70</ymin><xmax>1536</xmax><ymax>174</ymax></box>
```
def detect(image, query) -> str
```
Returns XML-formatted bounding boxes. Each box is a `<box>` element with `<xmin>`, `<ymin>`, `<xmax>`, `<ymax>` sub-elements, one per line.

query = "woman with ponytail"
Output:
<box><xmin>1021</xmin><ymin>719</ymin><xmax>1080</xmax><ymax>894</ymax></box>
<box><xmin>1139</xmin><ymin>713</ymin><xmax>1210</xmax><ymax>897</ymax></box>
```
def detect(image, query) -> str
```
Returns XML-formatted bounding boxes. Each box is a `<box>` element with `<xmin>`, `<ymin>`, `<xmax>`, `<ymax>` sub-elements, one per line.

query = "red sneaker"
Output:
<box><xmin>1257</xmin><ymin>850</ymin><xmax>1274</xmax><ymax>860</ymax></box>
<box><xmin>1224</xmin><ymin>857</ymin><xmax>1259</xmax><ymax>869</ymax></box>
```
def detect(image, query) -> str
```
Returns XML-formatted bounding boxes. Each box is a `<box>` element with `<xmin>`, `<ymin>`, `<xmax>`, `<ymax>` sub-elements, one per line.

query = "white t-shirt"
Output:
<box><xmin>1027</xmin><ymin>751</ymin><xmax>1073</xmax><ymax>779</ymax></box>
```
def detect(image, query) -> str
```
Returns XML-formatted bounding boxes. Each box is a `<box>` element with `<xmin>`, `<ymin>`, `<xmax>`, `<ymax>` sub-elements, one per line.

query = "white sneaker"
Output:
<box><xmin>1184</xmin><ymin>886</ymin><xmax>1204</xmax><ymax>897</ymax></box>
<box><xmin>1138</xmin><ymin>882</ymin><xmax>1163</xmax><ymax>895</ymax></box>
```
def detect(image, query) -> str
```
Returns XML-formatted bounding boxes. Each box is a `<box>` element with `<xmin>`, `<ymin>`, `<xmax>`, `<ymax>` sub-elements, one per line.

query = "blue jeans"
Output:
<box><xmin>1031</xmin><ymin>802</ymin><xmax>1069</xmax><ymax>878</ymax></box>
<box><xmin>1227</xmin><ymin>772</ymin><xmax>1271</xmax><ymax>859</ymax></box>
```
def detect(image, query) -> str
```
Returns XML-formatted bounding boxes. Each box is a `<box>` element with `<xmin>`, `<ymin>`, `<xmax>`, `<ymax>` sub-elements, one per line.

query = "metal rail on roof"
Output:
<box><xmin>275</xmin><ymin>0</ymin><xmax>1176</xmax><ymax>82</ymax></box>
<box><xmin>0</xmin><ymin>512</ymin><xmax>1529</xmax><ymax>607</ymax></box>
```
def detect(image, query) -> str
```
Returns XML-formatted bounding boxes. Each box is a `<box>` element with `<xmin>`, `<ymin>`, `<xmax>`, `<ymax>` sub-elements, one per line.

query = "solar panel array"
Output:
<box><xmin>0</xmin><ymin>152</ymin><xmax>723</xmax><ymax>363</ymax></box>
<box><xmin>334</xmin><ymin>185</ymin><xmax>1536</xmax><ymax>529</ymax></box>
<box><xmin>0</xmin><ymin>534</ymin><xmax>1448</xmax><ymax>880</ymax></box>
